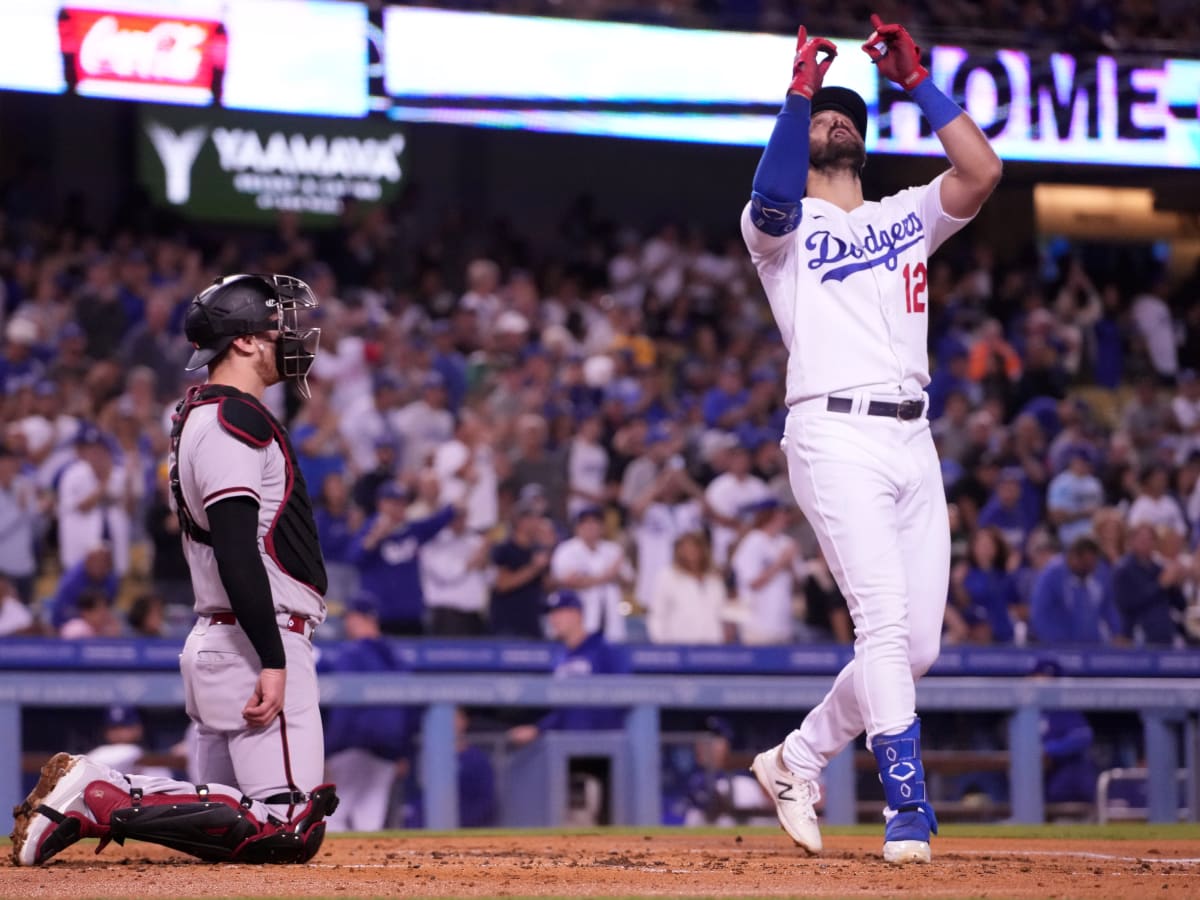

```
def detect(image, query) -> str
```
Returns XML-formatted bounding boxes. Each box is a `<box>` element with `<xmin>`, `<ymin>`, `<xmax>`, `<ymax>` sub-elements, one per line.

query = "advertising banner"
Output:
<box><xmin>0</xmin><ymin>2</ymin><xmax>1197</xmax><ymax>167</ymax></box>
<box><xmin>138</xmin><ymin>106</ymin><xmax>405</xmax><ymax>223</ymax></box>
<box><xmin>0</xmin><ymin>0</ymin><xmax>368</xmax><ymax>115</ymax></box>
<box><xmin>382</xmin><ymin>7</ymin><xmax>1200</xmax><ymax>168</ymax></box>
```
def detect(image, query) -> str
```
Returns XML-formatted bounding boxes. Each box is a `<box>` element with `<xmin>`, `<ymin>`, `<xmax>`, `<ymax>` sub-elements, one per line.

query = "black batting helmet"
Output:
<box><xmin>184</xmin><ymin>273</ymin><xmax>321</xmax><ymax>396</ymax></box>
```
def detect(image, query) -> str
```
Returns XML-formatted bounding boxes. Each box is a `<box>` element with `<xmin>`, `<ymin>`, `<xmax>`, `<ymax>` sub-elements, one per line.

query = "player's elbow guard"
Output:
<box><xmin>750</xmin><ymin>192</ymin><xmax>801</xmax><ymax>237</ymax></box>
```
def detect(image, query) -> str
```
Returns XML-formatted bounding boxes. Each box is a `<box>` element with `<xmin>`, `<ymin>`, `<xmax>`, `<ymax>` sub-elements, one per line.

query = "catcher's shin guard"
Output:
<box><xmin>109</xmin><ymin>782</ymin><xmax>340</xmax><ymax>864</ymax></box>
<box><xmin>234</xmin><ymin>784</ymin><xmax>339</xmax><ymax>864</ymax></box>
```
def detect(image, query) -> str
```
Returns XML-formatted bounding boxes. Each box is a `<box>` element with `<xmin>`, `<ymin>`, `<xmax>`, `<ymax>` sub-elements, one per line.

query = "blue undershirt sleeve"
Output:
<box><xmin>749</xmin><ymin>94</ymin><xmax>811</xmax><ymax>237</ymax></box>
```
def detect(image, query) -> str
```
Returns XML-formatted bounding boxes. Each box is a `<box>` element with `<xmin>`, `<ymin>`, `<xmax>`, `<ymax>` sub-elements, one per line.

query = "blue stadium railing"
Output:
<box><xmin>1</xmin><ymin>639</ymin><xmax>1198</xmax><ymax>833</ymax></box>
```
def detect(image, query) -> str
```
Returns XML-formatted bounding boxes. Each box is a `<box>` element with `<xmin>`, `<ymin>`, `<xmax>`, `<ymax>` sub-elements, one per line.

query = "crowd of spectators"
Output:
<box><xmin>382</xmin><ymin>0</ymin><xmax>1200</xmax><ymax>55</ymax></box>
<box><xmin>0</xmin><ymin>173</ymin><xmax>1197</xmax><ymax>651</ymax></box>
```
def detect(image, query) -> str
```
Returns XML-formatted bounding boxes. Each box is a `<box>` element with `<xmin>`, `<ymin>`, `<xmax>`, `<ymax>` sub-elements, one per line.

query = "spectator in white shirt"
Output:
<box><xmin>623</xmin><ymin>427</ymin><xmax>704</xmax><ymax>610</ymax></box>
<box><xmin>1171</xmin><ymin>370</ymin><xmax>1200</xmax><ymax>463</ymax></box>
<box><xmin>56</xmin><ymin>424</ymin><xmax>133</xmax><ymax>576</ymax></box>
<box><xmin>0</xmin><ymin>574</ymin><xmax>36</xmax><ymax>636</ymax></box>
<box><xmin>647</xmin><ymin>532</ymin><xmax>730</xmax><ymax>644</ymax></box>
<box><xmin>420</xmin><ymin>507</ymin><xmax>491</xmax><ymax>636</ymax></box>
<box><xmin>1130</xmin><ymin>281</ymin><xmax>1178</xmax><ymax>381</ymax></box>
<box><xmin>567</xmin><ymin>413</ymin><xmax>610</xmax><ymax>521</ymax></box>
<box><xmin>550</xmin><ymin>506</ymin><xmax>631</xmax><ymax>642</ymax></box>
<box><xmin>0</xmin><ymin>443</ymin><xmax>40</xmax><ymax>602</ymax></box>
<box><xmin>1126</xmin><ymin>463</ymin><xmax>1189</xmax><ymax>539</ymax></box>
<box><xmin>433</xmin><ymin>410</ymin><xmax>498</xmax><ymax>533</ymax></box>
<box><xmin>731</xmin><ymin>498</ymin><xmax>800</xmax><ymax>645</ymax></box>
<box><xmin>390</xmin><ymin>371</ymin><xmax>455</xmax><ymax>474</ymax></box>
<box><xmin>704</xmin><ymin>440</ymin><xmax>770</xmax><ymax>569</ymax></box>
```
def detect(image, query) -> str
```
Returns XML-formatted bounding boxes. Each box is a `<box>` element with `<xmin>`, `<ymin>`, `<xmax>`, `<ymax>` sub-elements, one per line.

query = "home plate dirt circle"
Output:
<box><xmin>3</xmin><ymin>833</ymin><xmax>1199</xmax><ymax>898</ymax></box>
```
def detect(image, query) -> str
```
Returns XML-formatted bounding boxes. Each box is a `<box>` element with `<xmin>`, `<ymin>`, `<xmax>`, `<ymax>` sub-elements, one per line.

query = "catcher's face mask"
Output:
<box><xmin>264</xmin><ymin>274</ymin><xmax>321</xmax><ymax>398</ymax></box>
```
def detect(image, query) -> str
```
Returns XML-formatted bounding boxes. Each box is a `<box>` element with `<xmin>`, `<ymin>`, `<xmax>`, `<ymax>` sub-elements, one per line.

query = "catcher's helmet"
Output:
<box><xmin>184</xmin><ymin>273</ymin><xmax>321</xmax><ymax>396</ymax></box>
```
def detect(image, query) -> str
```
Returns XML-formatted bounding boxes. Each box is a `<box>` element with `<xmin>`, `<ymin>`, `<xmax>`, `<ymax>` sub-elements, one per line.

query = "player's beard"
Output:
<box><xmin>810</xmin><ymin>130</ymin><xmax>866</xmax><ymax>174</ymax></box>
<box><xmin>255</xmin><ymin>341</ymin><xmax>282</xmax><ymax>388</ymax></box>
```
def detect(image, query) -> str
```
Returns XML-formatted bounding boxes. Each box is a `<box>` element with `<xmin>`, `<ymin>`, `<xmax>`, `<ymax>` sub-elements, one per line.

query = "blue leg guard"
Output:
<box><xmin>871</xmin><ymin>718</ymin><xmax>938</xmax><ymax>835</ymax></box>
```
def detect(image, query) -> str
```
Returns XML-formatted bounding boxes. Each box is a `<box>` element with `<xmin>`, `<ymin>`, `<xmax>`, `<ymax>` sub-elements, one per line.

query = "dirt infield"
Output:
<box><xmin>2</xmin><ymin>831</ymin><xmax>1199</xmax><ymax>899</ymax></box>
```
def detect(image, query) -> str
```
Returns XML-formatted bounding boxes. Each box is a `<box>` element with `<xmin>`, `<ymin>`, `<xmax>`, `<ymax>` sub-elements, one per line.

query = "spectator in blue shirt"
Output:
<box><xmin>314</xmin><ymin>472</ymin><xmax>362</xmax><ymax>608</ymax></box>
<box><xmin>47</xmin><ymin>543</ymin><xmax>117</xmax><ymax>630</ymax></box>
<box><xmin>978</xmin><ymin>467</ymin><xmax>1038</xmax><ymax>557</ymax></box>
<box><xmin>1046</xmin><ymin>446</ymin><xmax>1105</xmax><ymax>546</ymax></box>
<box><xmin>701</xmin><ymin>361</ymin><xmax>749</xmax><ymax>430</ymax></box>
<box><xmin>489</xmin><ymin>502</ymin><xmax>555</xmax><ymax>639</ymax></box>
<box><xmin>507</xmin><ymin>590</ymin><xmax>630</xmax><ymax>744</ymax></box>
<box><xmin>1030</xmin><ymin>536</ymin><xmax>1121</xmax><ymax>644</ymax></box>
<box><xmin>429</xmin><ymin>320</ymin><xmax>468</xmax><ymax>414</ymax></box>
<box><xmin>319</xmin><ymin>592</ymin><xmax>415</xmax><ymax>832</ymax></box>
<box><xmin>1112</xmin><ymin>523</ymin><xmax>1185</xmax><ymax>646</ymax></box>
<box><xmin>925</xmin><ymin>340</ymin><xmax>980</xmax><ymax>421</ymax></box>
<box><xmin>949</xmin><ymin>526</ymin><xmax>1021</xmax><ymax>644</ymax></box>
<box><xmin>349</xmin><ymin>483</ymin><xmax>454</xmax><ymax>635</ymax></box>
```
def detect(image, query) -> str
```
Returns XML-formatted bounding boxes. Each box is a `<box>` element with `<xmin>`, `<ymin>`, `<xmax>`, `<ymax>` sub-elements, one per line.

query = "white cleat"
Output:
<box><xmin>882</xmin><ymin>839</ymin><xmax>932</xmax><ymax>864</ymax></box>
<box><xmin>750</xmin><ymin>745</ymin><xmax>822</xmax><ymax>854</ymax></box>
<box><xmin>10</xmin><ymin>753</ymin><xmax>106</xmax><ymax>866</ymax></box>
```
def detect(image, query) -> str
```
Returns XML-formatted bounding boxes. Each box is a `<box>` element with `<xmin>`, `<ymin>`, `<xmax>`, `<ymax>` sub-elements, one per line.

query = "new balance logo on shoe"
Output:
<box><xmin>775</xmin><ymin>780</ymin><xmax>795</xmax><ymax>801</ymax></box>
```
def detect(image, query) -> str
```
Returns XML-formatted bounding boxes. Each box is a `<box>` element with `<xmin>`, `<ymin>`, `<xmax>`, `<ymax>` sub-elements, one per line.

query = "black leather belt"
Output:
<box><xmin>827</xmin><ymin>396</ymin><xmax>925</xmax><ymax>420</ymax></box>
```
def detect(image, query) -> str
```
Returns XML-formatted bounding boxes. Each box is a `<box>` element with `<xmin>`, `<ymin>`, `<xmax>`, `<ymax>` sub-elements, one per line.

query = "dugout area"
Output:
<box><xmin>2</xmin><ymin>826</ymin><xmax>1198</xmax><ymax>899</ymax></box>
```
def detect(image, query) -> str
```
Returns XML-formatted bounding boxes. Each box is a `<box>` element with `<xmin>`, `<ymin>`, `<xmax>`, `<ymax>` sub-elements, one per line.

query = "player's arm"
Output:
<box><xmin>206</xmin><ymin>496</ymin><xmax>286</xmax><ymax>727</ymax></box>
<box><xmin>861</xmin><ymin>14</ymin><xmax>1001</xmax><ymax>219</ymax></box>
<box><xmin>746</xmin><ymin>27</ymin><xmax>837</xmax><ymax>241</ymax></box>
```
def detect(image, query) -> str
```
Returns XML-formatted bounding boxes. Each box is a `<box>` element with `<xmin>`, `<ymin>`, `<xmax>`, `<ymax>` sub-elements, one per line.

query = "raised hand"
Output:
<box><xmin>790</xmin><ymin>25</ymin><xmax>838</xmax><ymax>99</ymax></box>
<box><xmin>861</xmin><ymin>13</ymin><xmax>929</xmax><ymax>89</ymax></box>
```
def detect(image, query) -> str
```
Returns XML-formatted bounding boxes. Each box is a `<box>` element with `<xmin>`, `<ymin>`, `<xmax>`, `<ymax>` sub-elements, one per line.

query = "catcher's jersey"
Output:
<box><xmin>741</xmin><ymin>172</ymin><xmax>971</xmax><ymax>407</ymax></box>
<box><xmin>174</xmin><ymin>401</ymin><xmax>327</xmax><ymax>623</ymax></box>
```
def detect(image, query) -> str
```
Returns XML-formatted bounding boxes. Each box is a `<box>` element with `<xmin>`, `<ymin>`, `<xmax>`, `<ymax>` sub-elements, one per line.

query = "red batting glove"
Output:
<box><xmin>861</xmin><ymin>13</ymin><xmax>929</xmax><ymax>89</ymax></box>
<box><xmin>790</xmin><ymin>26</ymin><xmax>837</xmax><ymax>99</ymax></box>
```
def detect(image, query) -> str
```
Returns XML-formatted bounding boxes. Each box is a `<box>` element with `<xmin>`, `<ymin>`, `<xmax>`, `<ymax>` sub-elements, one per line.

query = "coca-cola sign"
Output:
<box><xmin>60</xmin><ymin>8</ymin><xmax>225</xmax><ymax>93</ymax></box>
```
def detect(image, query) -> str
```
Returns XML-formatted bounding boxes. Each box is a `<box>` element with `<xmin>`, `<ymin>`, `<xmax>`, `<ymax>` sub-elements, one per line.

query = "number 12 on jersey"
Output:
<box><xmin>903</xmin><ymin>262</ymin><xmax>927</xmax><ymax>314</ymax></box>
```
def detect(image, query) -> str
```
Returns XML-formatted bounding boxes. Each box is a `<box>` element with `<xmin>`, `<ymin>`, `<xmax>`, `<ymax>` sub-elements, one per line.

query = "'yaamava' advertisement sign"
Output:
<box><xmin>138</xmin><ymin>106</ymin><xmax>405</xmax><ymax>222</ymax></box>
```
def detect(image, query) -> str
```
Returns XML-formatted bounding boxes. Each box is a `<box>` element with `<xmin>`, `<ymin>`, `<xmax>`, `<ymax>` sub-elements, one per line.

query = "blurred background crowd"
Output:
<box><xmin>0</xmin><ymin>173</ymin><xmax>1197</xmax><ymax>651</ymax></box>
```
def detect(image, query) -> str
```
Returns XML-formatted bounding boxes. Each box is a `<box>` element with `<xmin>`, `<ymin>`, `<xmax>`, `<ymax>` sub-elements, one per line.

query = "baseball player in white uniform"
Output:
<box><xmin>743</xmin><ymin>16</ymin><xmax>1002</xmax><ymax>864</ymax></box>
<box><xmin>12</xmin><ymin>274</ymin><xmax>339</xmax><ymax>866</ymax></box>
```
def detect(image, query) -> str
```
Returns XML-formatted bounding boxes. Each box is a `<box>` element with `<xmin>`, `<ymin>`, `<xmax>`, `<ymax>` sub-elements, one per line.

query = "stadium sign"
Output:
<box><xmin>139</xmin><ymin>106</ymin><xmax>405</xmax><ymax>222</ymax></box>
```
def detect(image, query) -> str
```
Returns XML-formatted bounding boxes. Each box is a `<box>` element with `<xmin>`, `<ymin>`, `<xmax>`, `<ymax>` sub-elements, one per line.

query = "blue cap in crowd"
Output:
<box><xmin>376</xmin><ymin>482</ymin><xmax>412</xmax><ymax>503</ymax></box>
<box><xmin>573</xmin><ymin>504</ymin><xmax>604</xmax><ymax>525</ymax></box>
<box><xmin>645</xmin><ymin>423</ymin><xmax>672</xmax><ymax>447</ymax></box>
<box><xmin>345</xmin><ymin>591</ymin><xmax>381</xmax><ymax>618</ymax></box>
<box><xmin>998</xmin><ymin>466</ymin><xmax>1024</xmax><ymax>483</ymax></box>
<box><xmin>104</xmin><ymin>705</ymin><xmax>141</xmax><ymax>729</ymax></box>
<box><xmin>1065</xmin><ymin>444</ymin><xmax>1095</xmax><ymax>466</ymax></box>
<box><xmin>75</xmin><ymin>423</ymin><xmax>106</xmax><ymax>446</ymax></box>
<box><xmin>740</xmin><ymin>496</ymin><xmax>782</xmax><ymax>517</ymax></box>
<box><xmin>545</xmin><ymin>589</ymin><xmax>583</xmax><ymax>613</ymax></box>
<box><xmin>423</xmin><ymin>370</ymin><xmax>446</xmax><ymax>389</ymax></box>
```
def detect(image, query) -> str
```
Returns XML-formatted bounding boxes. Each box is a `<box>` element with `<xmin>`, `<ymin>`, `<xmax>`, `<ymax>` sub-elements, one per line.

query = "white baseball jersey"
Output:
<box><xmin>742</xmin><ymin>172</ymin><xmax>974</xmax><ymax>783</ymax></box>
<box><xmin>175</xmin><ymin>404</ymin><xmax>325</xmax><ymax>622</ymax></box>
<box><xmin>731</xmin><ymin>529</ymin><xmax>797</xmax><ymax>645</ymax></box>
<box><xmin>741</xmin><ymin>171</ymin><xmax>970</xmax><ymax>405</ymax></box>
<box><xmin>550</xmin><ymin>536</ymin><xmax>630</xmax><ymax>642</ymax></box>
<box><xmin>705</xmin><ymin>472</ymin><xmax>770</xmax><ymax>567</ymax></box>
<box><xmin>633</xmin><ymin>499</ymin><xmax>703</xmax><ymax>609</ymax></box>
<box><xmin>420</xmin><ymin>527</ymin><xmax>490</xmax><ymax>613</ymax></box>
<box><xmin>567</xmin><ymin>437</ymin><xmax>609</xmax><ymax>519</ymax></box>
